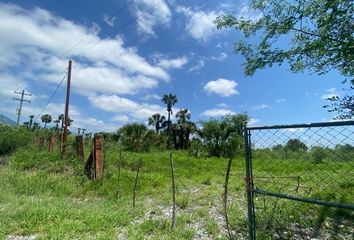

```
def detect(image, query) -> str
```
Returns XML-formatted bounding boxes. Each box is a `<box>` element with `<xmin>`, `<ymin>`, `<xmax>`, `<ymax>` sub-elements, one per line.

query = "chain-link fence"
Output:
<box><xmin>244</xmin><ymin>121</ymin><xmax>354</xmax><ymax>240</ymax></box>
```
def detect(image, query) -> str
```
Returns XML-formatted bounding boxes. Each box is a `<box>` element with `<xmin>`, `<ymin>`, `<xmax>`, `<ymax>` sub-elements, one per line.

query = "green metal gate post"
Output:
<box><xmin>244</xmin><ymin>127</ymin><xmax>256</xmax><ymax>240</ymax></box>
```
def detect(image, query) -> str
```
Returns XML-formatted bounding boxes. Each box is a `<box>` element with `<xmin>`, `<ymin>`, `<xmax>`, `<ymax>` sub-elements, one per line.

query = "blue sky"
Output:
<box><xmin>0</xmin><ymin>0</ymin><xmax>347</xmax><ymax>132</ymax></box>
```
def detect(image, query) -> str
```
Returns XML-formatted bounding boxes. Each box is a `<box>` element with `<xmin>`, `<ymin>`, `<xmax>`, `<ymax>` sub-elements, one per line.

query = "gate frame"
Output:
<box><xmin>244</xmin><ymin>120</ymin><xmax>354</xmax><ymax>240</ymax></box>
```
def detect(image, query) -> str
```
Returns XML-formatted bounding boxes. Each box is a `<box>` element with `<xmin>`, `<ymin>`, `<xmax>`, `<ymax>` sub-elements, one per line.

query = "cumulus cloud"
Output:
<box><xmin>157</xmin><ymin>56</ymin><xmax>189</xmax><ymax>69</ymax></box>
<box><xmin>134</xmin><ymin>0</ymin><xmax>172</xmax><ymax>36</ymax></box>
<box><xmin>111</xmin><ymin>115</ymin><xmax>129</xmax><ymax>123</ymax></box>
<box><xmin>0</xmin><ymin>2</ymin><xmax>170</xmax><ymax>98</ymax></box>
<box><xmin>141</xmin><ymin>93</ymin><xmax>161</xmax><ymax>100</ymax></box>
<box><xmin>203</xmin><ymin>78</ymin><xmax>239</xmax><ymax>97</ymax></box>
<box><xmin>201</xmin><ymin>108</ymin><xmax>235</xmax><ymax>117</ymax></box>
<box><xmin>88</xmin><ymin>94</ymin><xmax>172</xmax><ymax>121</ymax></box>
<box><xmin>176</xmin><ymin>6</ymin><xmax>223</xmax><ymax>42</ymax></box>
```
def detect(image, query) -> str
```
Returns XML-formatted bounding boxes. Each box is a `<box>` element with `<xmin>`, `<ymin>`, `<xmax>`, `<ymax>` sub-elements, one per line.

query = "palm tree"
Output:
<box><xmin>148</xmin><ymin>114</ymin><xmax>166</xmax><ymax>134</ymax></box>
<box><xmin>162</xmin><ymin>93</ymin><xmax>178</xmax><ymax>130</ymax></box>
<box><xmin>117</xmin><ymin>123</ymin><xmax>150</xmax><ymax>152</ymax></box>
<box><xmin>41</xmin><ymin>114</ymin><xmax>52</xmax><ymax>128</ymax></box>
<box><xmin>176</xmin><ymin>109</ymin><xmax>191</xmax><ymax>123</ymax></box>
<box><xmin>175</xmin><ymin>109</ymin><xmax>195</xmax><ymax>149</ymax></box>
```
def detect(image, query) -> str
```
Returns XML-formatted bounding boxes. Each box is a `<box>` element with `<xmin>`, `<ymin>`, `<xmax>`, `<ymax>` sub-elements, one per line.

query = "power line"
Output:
<box><xmin>34</xmin><ymin>70</ymin><xmax>68</xmax><ymax>122</ymax></box>
<box><xmin>48</xmin><ymin>1</ymin><xmax>135</xmax><ymax>70</ymax></box>
<box><xmin>76</xmin><ymin>0</ymin><xmax>164</xmax><ymax>58</ymax></box>
<box><xmin>33</xmin><ymin>1</ymin><xmax>165</xmax><ymax>124</ymax></box>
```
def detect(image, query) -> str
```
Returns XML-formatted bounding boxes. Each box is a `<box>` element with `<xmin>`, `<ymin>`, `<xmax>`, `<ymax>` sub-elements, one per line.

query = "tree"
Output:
<box><xmin>117</xmin><ymin>123</ymin><xmax>152</xmax><ymax>152</ymax></box>
<box><xmin>200</xmin><ymin>114</ymin><xmax>248</xmax><ymax>157</ymax></box>
<box><xmin>285</xmin><ymin>139</ymin><xmax>308</xmax><ymax>152</ymax></box>
<box><xmin>174</xmin><ymin>109</ymin><xmax>195</xmax><ymax>149</ymax></box>
<box><xmin>162</xmin><ymin>94</ymin><xmax>178</xmax><ymax>130</ymax></box>
<box><xmin>215</xmin><ymin>0</ymin><xmax>353</xmax><ymax>118</ymax></box>
<box><xmin>32</xmin><ymin>122</ymin><xmax>41</xmax><ymax>130</ymax></box>
<box><xmin>23</xmin><ymin>121</ymin><xmax>29</xmax><ymax>128</ymax></box>
<box><xmin>148</xmin><ymin>114</ymin><xmax>166</xmax><ymax>134</ymax></box>
<box><xmin>41</xmin><ymin>114</ymin><xmax>52</xmax><ymax>128</ymax></box>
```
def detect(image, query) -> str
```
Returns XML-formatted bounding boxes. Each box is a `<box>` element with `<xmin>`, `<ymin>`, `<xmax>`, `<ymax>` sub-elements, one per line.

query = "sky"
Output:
<box><xmin>0</xmin><ymin>0</ymin><xmax>349</xmax><ymax>133</ymax></box>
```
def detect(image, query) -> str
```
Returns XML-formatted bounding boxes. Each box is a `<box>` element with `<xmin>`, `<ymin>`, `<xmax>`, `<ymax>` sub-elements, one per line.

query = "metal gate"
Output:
<box><xmin>244</xmin><ymin>121</ymin><xmax>354</xmax><ymax>239</ymax></box>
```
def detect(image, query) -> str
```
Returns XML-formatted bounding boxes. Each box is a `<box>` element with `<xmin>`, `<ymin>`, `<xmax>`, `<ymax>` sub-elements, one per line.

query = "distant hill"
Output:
<box><xmin>0</xmin><ymin>114</ymin><xmax>16</xmax><ymax>126</ymax></box>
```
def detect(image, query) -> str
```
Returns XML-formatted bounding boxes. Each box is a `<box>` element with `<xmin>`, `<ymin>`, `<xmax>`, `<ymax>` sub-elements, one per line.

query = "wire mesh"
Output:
<box><xmin>246</xmin><ymin>121</ymin><xmax>354</xmax><ymax>239</ymax></box>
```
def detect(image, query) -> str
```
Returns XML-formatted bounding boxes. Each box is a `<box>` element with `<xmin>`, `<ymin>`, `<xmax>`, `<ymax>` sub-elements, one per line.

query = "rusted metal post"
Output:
<box><xmin>76</xmin><ymin>135</ymin><xmax>84</xmax><ymax>161</ymax></box>
<box><xmin>61</xmin><ymin>60</ymin><xmax>72</xmax><ymax>158</ymax></box>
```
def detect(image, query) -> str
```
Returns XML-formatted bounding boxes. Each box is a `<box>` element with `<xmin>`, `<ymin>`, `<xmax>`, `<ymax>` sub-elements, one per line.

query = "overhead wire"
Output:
<box><xmin>75</xmin><ymin>0</ymin><xmax>164</xmax><ymax>59</ymax></box>
<box><xmin>34</xmin><ymin>0</ymin><xmax>165</xmax><ymax>123</ymax></box>
<box><xmin>34</xmin><ymin>70</ymin><xmax>68</xmax><ymax>122</ymax></box>
<box><xmin>48</xmin><ymin>0</ymin><xmax>135</xmax><ymax>70</ymax></box>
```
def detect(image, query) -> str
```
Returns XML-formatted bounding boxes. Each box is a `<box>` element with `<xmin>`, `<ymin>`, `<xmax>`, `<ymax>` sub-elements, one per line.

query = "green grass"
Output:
<box><xmin>0</xmin><ymin>145</ymin><xmax>353</xmax><ymax>239</ymax></box>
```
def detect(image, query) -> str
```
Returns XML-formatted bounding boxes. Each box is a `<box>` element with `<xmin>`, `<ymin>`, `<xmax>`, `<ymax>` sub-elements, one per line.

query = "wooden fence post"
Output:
<box><xmin>76</xmin><ymin>135</ymin><xmax>84</xmax><ymax>161</ymax></box>
<box><xmin>84</xmin><ymin>134</ymin><xmax>104</xmax><ymax>180</ymax></box>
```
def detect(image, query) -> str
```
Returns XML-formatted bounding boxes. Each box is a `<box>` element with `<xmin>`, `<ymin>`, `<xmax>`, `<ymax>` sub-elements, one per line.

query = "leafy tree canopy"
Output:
<box><xmin>200</xmin><ymin>114</ymin><xmax>248</xmax><ymax>157</ymax></box>
<box><xmin>215</xmin><ymin>0</ymin><xmax>353</xmax><ymax>118</ymax></box>
<box><xmin>285</xmin><ymin>138</ymin><xmax>308</xmax><ymax>152</ymax></box>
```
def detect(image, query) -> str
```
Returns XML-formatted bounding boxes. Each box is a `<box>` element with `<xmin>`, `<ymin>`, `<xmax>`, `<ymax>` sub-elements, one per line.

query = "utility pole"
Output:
<box><xmin>61</xmin><ymin>60</ymin><xmax>72</xmax><ymax>157</ymax></box>
<box><xmin>13</xmin><ymin>90</ymin><xmax>31</xmax><ymax>127</ymax></box>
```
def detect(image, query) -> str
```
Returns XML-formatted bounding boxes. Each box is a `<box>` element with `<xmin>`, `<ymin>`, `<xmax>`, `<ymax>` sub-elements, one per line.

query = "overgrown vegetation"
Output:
<box><xmin>0</xmin><ymin>128</ymin><xmax>352</xmax><ymax>239</ymax></box>
<box><xmin>0</xmin><ymin>125</ymin><xmax>34</xmax><ymax>155</ymax></box>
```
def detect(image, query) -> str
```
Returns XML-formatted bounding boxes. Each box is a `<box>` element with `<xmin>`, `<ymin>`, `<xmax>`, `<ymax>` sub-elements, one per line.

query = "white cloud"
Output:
<box><xmin>210</xmin><ymin>52</ymin><xmax>228</xmax><ymax>62</ymax></box>
<box><xmin>134</xmin><ymin>0</ymin><xmax>172</xmax><ymax>37</ymax></box>
<box><xmin>201</xmin><ymin>108</ymin><xmax>235</xmax><ymax>117</ymax></box>
<box><xmin>111</xmin><ymin>115</ymin><xmax>129</xmax><ymax>123</ymax></box>
<box><xmin>177</xmin><ymin>6</ymin><xmax>223</xmax><ymax>42</ymax></box>
<box><xmin>88</xmin><ymin>94</ymin><xmax>171</xmax><ymax>121</ymax></box>
<box><xmin>0</xmin><ymin>2</ymin><xmax>171</xmax><ymax>98</ymax></box>
<box><xmin>188</xmin><ymin>52</ymin><xmax>227</xmax><ymax>72</ymax></box>
<box><xmin>157</xmin><ymin>56</ymin><xmax>189</xmax><ymax>69</ymax></box>
<box><xmin>216</xmin><ymin>103</ymin><xmax>228</xmax><ymax>108</ymax></box>
<box><xmin>276</xmin><ymin>98</ymin><xmax>286</xmax><ymax>104</ymax></box>
<box><xmin>0</xmin><ymin>74</ymin><xmax>28</xmax><ymax>98</ymax></box>
<box><xmin>321</xmin><ymin>88</ymin><xmax>339</xmax><ymax>100</ymax></box>
<box><xmin>237</xmin><ymin>4</ymin><xmax>263</xmax><ymax>21</ymax></box>
<box><xmin>141</xmin><ymin>94</ymin><xmax>161</xmax><ymax>100</ymax></box>
<box><xmin>189</xmin><ymin>59</ymin><xmax>205</xmax><ymax>72</ymax></box>
<box><xmin>203</xmin><ymin>78</ymin><xmax>239</xmax><ymax>97</ymax></box>
<box><xmin>251</xmin><ymin>104</ymin><xmax>269</xmax><ymax>110</ymax></box>
<box><xmin>248</xmin><ymin>118</ymin><xmax>259</xmax><ymax>126</ymax></box>
<box><xmin>89</xmin><ymin>95</ymin><xmax>139</xmax><ymax>112</ymax></box>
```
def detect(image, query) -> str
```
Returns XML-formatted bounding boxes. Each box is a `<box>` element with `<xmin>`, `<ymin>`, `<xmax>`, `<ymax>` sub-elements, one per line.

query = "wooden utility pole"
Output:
<box><xmin>61</xmin><ymin>60</ymin><xmax>72</xmax><ymax>157</ymax></box>
<box><xmin>13</xmin><ymin>90</ymin><xmax>31</xmax><ymax>127</ymax></box>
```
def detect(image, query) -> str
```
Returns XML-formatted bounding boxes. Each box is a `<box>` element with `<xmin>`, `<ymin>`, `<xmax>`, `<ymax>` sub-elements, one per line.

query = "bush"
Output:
<box><xmin>0</xmin><ymin>126</ymin><xmax>34</xmax><ymax>155</ymax></box>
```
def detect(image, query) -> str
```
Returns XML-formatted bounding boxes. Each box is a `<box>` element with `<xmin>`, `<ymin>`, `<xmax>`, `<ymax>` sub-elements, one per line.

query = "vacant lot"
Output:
<box><xmin>0</xmin><ymin>146</ymin><xmax>352</xmax><ymax>239</ymax></box>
